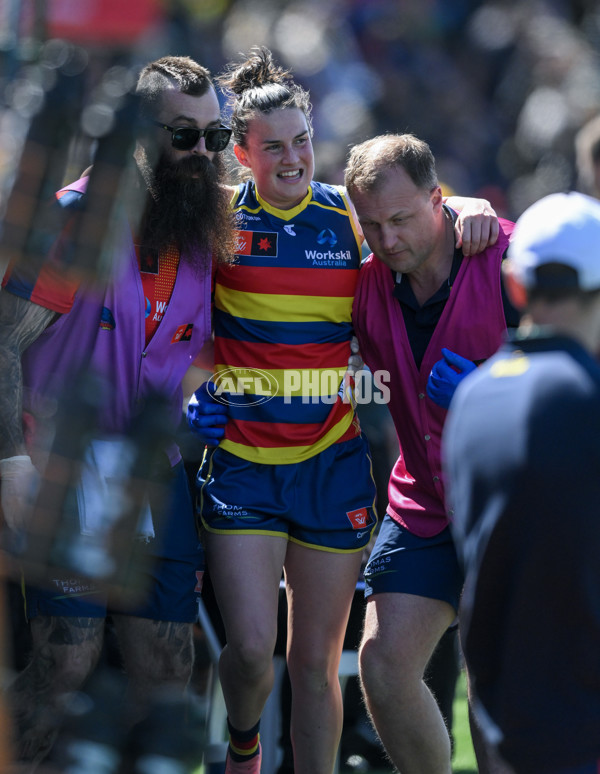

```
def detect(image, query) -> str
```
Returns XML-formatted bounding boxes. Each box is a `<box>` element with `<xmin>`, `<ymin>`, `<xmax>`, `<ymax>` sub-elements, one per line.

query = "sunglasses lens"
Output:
<box><xmin>168</xmin><ymin>126</ymin><xmax>232</xmax><ymax>152</ymax></box>
<box><xmin>205</xmin><ymin>128</ymin><xmax>232</xmax><ymax>153</ymax></box>
<box><xmin>172</xmin><ymin>127</ymin><xmax>200</xmax><ymax>150</ymax></box>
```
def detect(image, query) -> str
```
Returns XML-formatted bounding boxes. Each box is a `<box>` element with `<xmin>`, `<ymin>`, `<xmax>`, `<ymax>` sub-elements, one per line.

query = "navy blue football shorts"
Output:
<box><xmin>198</xmin><ymin>434</ymin><xmax>378</xmax><ymax>553</ymax></box>
<box><xmin>363</xmin><ymin>513</ymin><xmax>463</xmax><ymax>612</ymax></box>
<box><xmin>25</xmin><ymin>462</ymin><xmax>204</xmax><ymax>622</ymax></box>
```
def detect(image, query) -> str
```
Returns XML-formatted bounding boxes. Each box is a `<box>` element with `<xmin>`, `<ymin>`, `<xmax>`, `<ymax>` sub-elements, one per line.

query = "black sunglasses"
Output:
<box><xmin>152</xmin><ymin>121</ymin><xmax>232</xmax><ymax>153</ymax></box>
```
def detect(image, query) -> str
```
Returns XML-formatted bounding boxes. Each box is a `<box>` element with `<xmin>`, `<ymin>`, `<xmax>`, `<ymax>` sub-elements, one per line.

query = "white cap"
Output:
<box><xmin>508</xmin><ymin>191</ymin><xmax>600</xmax><ymax>291</ymax></box>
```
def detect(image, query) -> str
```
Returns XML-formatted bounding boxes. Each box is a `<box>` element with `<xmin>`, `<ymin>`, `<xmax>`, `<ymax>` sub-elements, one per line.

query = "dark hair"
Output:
<box><xmin>217</xmin><ymin>46</ymin><xmax>312</xmax><ymax>147</ymax></box>
<box><xmin>344</xmin><ymin>133</ymin><xmax>438</xmax><ymax>196</ymax></box>
<box><xmin>136</xmin><ymin>56</ymin><xmax>214</xmax><ymax>118</ymax></box>
<box><xmin>528</xmin><ymin>263</ymin><xmax>600</xmax><ymax>304</ymax></box>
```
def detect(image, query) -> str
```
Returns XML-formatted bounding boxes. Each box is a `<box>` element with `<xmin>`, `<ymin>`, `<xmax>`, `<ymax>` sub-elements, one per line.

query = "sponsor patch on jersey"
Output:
<box><xmin>234</xmin><ymin>212</ymin><xmax>261</xmax><ymax>224</ymax></box>
<box><xmin>317</xmin><ymin>228</ymin><xmax>338</xmax><ymax>247</ymax></box>
<box><xmin>346</xmin><ymin>506</ymin><xmax>370</xmax><ymax>530</ymax></box>
<box><xmin>99</xmin><ymin>307</ymin><xmax>116</xmax><ymax>331</ymax></box>
<box><xmin>171</xmin><ymin>323</ymin><xmax>193</xmax><ymax>343</ymax></box>
<box><xmin>235</xmin><ymin>230</ymin><xmax>278</xmax><ymax>257</ymax></box>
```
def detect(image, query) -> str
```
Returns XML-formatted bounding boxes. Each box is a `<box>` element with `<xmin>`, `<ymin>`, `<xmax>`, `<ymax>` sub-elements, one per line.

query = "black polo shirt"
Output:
<box><xmin>391</xmin><ymin>207</ymin><xmax>519</xmax><ymax>368</ymax></box>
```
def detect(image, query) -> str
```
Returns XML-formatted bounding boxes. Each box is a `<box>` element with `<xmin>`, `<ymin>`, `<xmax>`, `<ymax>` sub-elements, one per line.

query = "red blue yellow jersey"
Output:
<box><xmin>214</xmin><ymin>180</ymin><xmax>363</xmax><ymax>464</ymax></box>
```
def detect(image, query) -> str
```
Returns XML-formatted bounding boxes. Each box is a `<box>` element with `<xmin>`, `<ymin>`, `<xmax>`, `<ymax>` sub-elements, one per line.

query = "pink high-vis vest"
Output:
<box><xmin>353</xmin><ymin>219</ymin><xmax>514</xmax><ymax>537</ymax></box>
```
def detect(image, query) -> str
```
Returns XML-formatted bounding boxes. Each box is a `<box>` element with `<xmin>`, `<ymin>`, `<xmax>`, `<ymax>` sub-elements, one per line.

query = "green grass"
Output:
<box><xmin>451</xmin><ymin>669</ymin><xmax>478</xmax><ymax>773</ymax></box>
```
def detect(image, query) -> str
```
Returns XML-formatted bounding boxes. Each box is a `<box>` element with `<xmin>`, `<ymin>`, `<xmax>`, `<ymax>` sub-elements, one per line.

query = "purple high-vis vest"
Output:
<box><xmin>21</xmin><ymin>178</ymin><xmax>212</xmax><ymax>466</ymax></box>
<box><xmin>353</xmin><ymin>219</ymin><xmax>514</xmax><ymax>537</ymax></box>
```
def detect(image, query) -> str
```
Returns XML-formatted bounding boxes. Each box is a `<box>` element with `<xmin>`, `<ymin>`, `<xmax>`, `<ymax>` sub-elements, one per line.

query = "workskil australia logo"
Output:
<box><xmin>207</xmin><ymin>367</ymin><xmax>390</xmax><ymax>407</ymax></box>
<box><xmin>305</xmin><ymin>228</ymin><xmax>351</xmax><ymax>265</ymax></box>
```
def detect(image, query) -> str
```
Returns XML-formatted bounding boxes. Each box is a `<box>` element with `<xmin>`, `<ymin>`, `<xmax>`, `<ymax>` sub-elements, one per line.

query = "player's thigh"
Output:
<box><xmin>284</xmin><ymin>542</ymin><xmax>362</xmax><ymax>663</ymax></box>
<box><xmin>288</xmin><ymin>434</ymin><xmax>377</xmax><ymax>552</ymax></box>
<box><xmin>112</xmin><ymin>614</ymin><xmax>193</xmax><ymax>683</ymax></box>
<box><xmin>29</xmin><ymin>616</ymin><xmax>105</xmax><ymax>683</ymax></box>
<box><xmin>204</xmin><ymin>530</ymin><xmax>287</xmax><ymax>651</ymax></box>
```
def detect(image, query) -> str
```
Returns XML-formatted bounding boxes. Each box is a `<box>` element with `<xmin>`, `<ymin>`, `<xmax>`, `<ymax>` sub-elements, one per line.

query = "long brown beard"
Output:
<box><xmin>136</xmin><ymin>151</ymin><xmax>234</xmax><ymax>269</ymax></box>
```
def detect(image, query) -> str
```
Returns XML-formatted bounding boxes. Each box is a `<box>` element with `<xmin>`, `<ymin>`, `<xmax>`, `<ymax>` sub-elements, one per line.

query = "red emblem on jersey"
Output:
<box><xmin>171</xmin><ymin>323</ymin><xmax>193</xmax><ymax>343</ymax></box>
<box><xmin>235</xmin><ymin>230</ymin><xmax>278</xmax><ymax>257</ymax></box>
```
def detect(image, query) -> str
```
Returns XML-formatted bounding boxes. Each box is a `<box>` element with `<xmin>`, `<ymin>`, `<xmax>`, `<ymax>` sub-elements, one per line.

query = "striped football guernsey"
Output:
<box><xmin>214</xmin><ymin>180</ymin><xmax>363</xmax><ymax>464</ymax></box>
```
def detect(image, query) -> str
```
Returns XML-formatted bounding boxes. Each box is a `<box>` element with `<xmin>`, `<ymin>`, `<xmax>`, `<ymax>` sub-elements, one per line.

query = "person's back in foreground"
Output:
<box><xmin>444</xmin><ymin>190</ymin><xmax>600</xmax><ymax>774</ymax></box>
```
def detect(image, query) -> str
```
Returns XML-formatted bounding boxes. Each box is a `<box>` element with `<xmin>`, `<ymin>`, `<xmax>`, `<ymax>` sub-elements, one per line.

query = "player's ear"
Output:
<box><xmin>502</xmin><ymin>261</ymin><xmax>528</xmax><ymax>310</ymax></box>
<box><xmin>234</xmin><ymin>144</ymin><xmax>251</xmax><ymax>169</ymax></box>
<box><xmin>430</xmin><ymin>185</ymin><xmax>444</xmax><ymax>212</ymax></box>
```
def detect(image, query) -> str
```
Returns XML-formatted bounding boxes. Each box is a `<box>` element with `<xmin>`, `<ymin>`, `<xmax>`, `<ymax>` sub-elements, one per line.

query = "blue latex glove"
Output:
<box><xmin>187</xmin><ymin>381</ymin><xmax>229</xmax><ymax>445</ymax></box>
<box><xmin>426</xmin><ymin>348</ymin><xmax>477</xmax><ymax>409</ymax></box>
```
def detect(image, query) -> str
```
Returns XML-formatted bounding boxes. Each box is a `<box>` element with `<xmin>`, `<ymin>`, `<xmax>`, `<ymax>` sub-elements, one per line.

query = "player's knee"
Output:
<box><xmin>287</xmin><ymin>648</ymin><xmax>336</xmax><ymax>695</ymax></box>
<box><xmin>146</xmin><ymin>637</ymin><xmax>195</xmax><ymax>687</ymax></box>
<box><xmin>359</xmin><ymin>630</ymin><xmax>407</xmax><ymax>699</ymax></box>
<box><xmin>358</xmin><ymin>633</ymin><xmax>385</xmax><ymax>693</ymax></box>
<box><xmin>49</xmin><ymin>643</ymin><xmax>102</xmax><ymax>692</ymax></box>
<box><xmin>153</xmin><ymin>657</ymin><xmax>194</xmax><ymax>687</ymax></box>
<box><xmin>227</xmin><ymin>630</ymin><xmax>277</xmax><ymax>679</ymax></box>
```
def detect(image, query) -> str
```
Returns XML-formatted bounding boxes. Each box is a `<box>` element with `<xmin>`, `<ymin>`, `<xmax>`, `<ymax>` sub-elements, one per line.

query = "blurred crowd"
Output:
<box><xmin>157</xmin><ymin>0</ymin><xmax>600</xmax><ymax>217</ymax></box>
<box><xmin>202</xmin><ymin>0</ymin><xmax>600</xmax><ymax>220</ymax></box>
<box><xmin>2</xmin><ymin>0</ymin><xmax>600</xmax><ymax>227</ymax></box>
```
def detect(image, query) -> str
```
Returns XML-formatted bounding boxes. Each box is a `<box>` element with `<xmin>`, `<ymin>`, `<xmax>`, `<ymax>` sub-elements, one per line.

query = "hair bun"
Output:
<box><xmin>219</xmin><ymin>46</ymin><xmax>291</xmax><ymax>95</ymax></box>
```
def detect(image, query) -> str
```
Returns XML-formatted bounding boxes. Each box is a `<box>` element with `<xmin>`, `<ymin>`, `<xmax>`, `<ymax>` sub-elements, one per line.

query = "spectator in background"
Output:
<box><xmin>575</xmin><ymin>113</ymin><xmax>600</xmax><ymax>199</ymax></box>
<box><xmin>443</xmin><ymin>191</ymin><xmax>600</xmax><ymax>774</ymax></box>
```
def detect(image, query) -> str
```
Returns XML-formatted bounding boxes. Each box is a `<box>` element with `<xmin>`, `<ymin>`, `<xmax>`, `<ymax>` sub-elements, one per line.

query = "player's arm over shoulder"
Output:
<box><xmin>445</xmin><ymin>195</ymin><xmax>499</xmax><ymax>256</ymax></box>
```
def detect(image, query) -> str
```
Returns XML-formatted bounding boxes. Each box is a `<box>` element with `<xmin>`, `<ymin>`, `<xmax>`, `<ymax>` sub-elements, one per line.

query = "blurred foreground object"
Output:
<box><xmin>12</xmin><ymin>371</ymin><xmax>174</xmax><ymax>607</ymax></box>
<box><xmin>48</xmin><ymin>668</ymin><xmax>207</xmax><ymax>774</ymax></box>
<box><xmin>0</xmin><ymin>38</ymin><xmax>145</xmax><ymax>286</ymax></box>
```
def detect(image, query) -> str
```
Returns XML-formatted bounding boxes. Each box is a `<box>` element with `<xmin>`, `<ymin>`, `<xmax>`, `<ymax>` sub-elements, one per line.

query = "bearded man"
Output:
<box><xmin>0</xmin><ymin>55</ymin><xmax>233</xmax><ymax>767</ymax></box>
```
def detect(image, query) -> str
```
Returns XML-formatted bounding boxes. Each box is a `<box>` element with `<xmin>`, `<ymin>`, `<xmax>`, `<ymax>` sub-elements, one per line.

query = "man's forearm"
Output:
<box><xmin>0</xmin><ymin>342</ymin><xmax>27</xmax><ymax>458</ymax></box>
<box><xmin>0</xmin><ymin>291</ymin><xmax>56</xmax><ymax>459</ymax></box>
